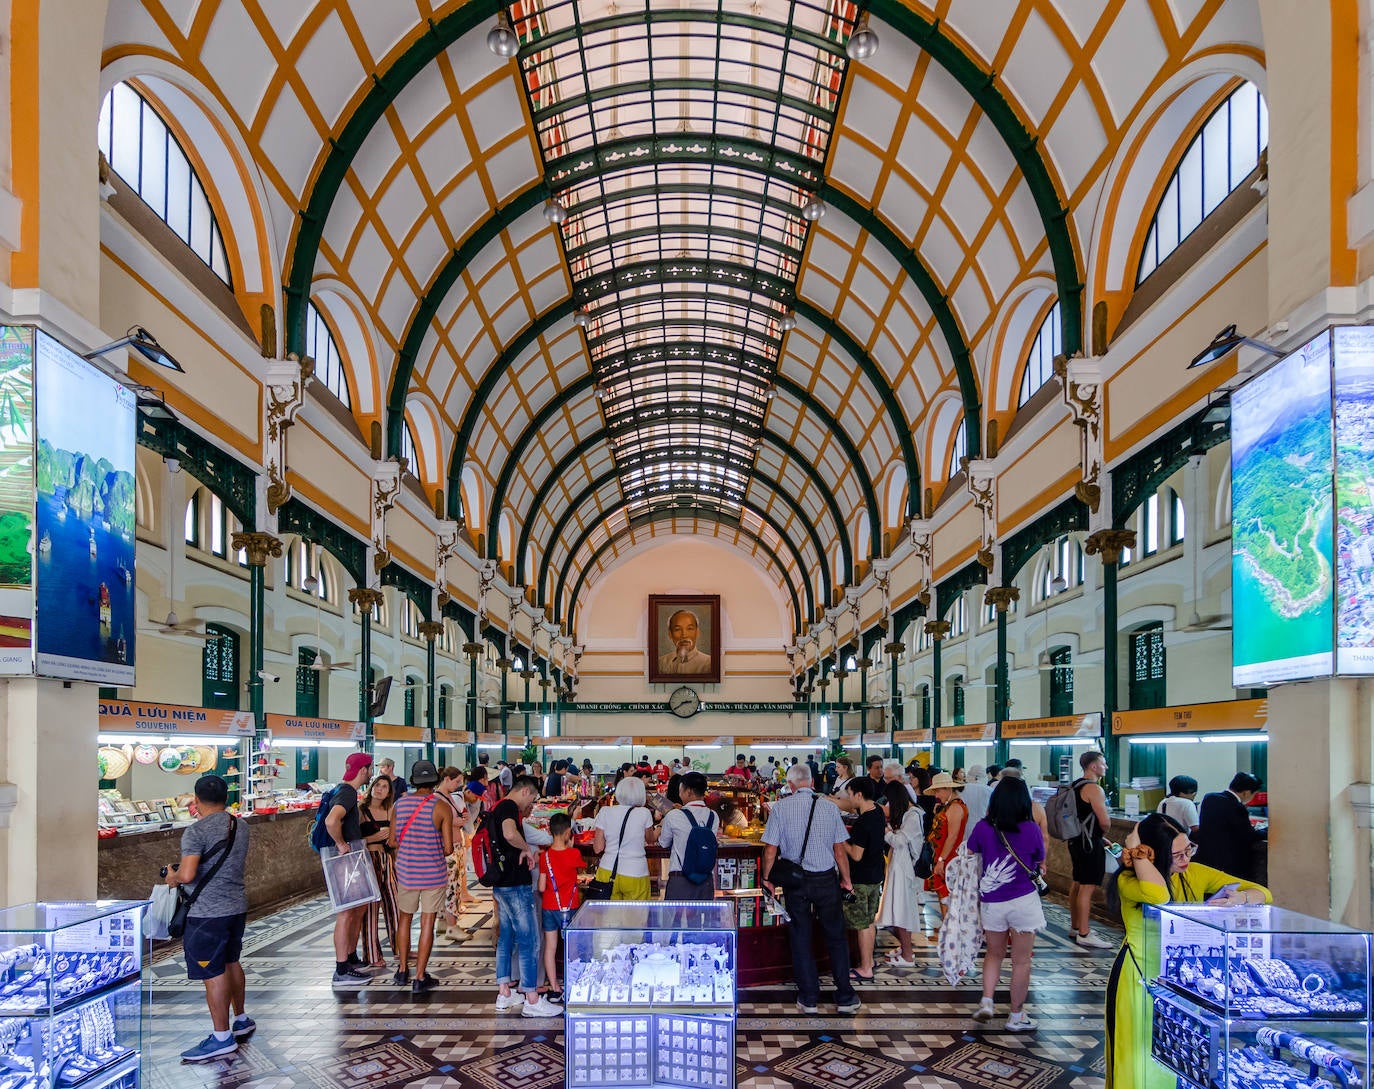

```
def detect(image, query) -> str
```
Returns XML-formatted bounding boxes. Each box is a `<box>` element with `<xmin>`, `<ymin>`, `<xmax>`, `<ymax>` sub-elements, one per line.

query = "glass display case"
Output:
<box><xmin>0</xmin><ymin>902</ymin><xmax>146</xmax><ymax>1089</ymax></box>
<box><xmin>1144</xmin><ymin>904</ymin><xmax>1372</xmax><ymax>1088</ymax></box>
<box><xmin>564</xmin><ymin>901</ymin><xmax>736</xmax><ymax>1089</ymax></box>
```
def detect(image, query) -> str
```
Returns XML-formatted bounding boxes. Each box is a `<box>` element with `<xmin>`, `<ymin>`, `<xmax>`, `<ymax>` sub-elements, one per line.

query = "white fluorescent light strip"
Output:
<box><xmin>684</xmin><ymin>744</ymin><xmax>721</xmax><ymax>750</ymax></box>
<box><xmin>273</xmin><ymin>740</ymin><xmax>358</xmax><ymax>749</ymax></box>
<box><xmin>1006</xmin><ymin>738</ymin><xmax>1099</xmax><ymax>748</ymax></box>
<box><xmin>1127</xmin><ymin>736</ymin><xmax>1199</xmax><ymax>745</ymax></box>
<box><xmin>98</xmin><ymin>733</ymin><xmax>236</xmax><ymax>746</ymax></box>
<box><xmin>959</xmin><ymin>741</ymin><xmax>994</xmax><ymax>749</ymax></box>
<box><xmin>1126</xmin><ymin>733</ymin><xmax>1268</xmax><ymax>745</ymax></box>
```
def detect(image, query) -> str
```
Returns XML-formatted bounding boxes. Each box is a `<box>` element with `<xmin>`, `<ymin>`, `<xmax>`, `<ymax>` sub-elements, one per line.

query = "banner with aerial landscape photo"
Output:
<box><xmin>1334</xmin><ymin>326</ymin><xmax>1374</xmax><ymax>675</ymax></box>
<box><xmin>1231</xmin><ymin>330</ymin><xmax>1334</xmax><ymax>687</ymax></box>
<box><xmin>34</xmin><ymin>331</ymin><xmax>137</xmax><ymax>685</ymax></box>
<box><xmin>0</xmin><ymin>327</ymin><xmax>34</xmax><ymax>674</ymax></box>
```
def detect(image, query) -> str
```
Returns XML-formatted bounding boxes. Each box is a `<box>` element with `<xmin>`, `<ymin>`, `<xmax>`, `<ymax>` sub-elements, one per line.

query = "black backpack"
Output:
<box><xmin>680</xmin><ymin>808</ymin><xmax>719</xmax><ymax>885</ymax></box>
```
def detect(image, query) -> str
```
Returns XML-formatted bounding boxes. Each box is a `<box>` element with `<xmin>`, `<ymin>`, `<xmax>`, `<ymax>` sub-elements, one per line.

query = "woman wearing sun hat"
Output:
<box><xmin>923</xmin><ymin>771</ymin><xmax>967</xmax><ymax>919</ymax></box>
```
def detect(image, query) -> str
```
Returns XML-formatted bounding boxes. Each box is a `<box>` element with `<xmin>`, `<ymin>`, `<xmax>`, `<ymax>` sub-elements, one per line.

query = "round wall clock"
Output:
<box><xmin>668</xmin><ymin>686</ymin><xmax>701</xmax><ymax>718</ymax></box>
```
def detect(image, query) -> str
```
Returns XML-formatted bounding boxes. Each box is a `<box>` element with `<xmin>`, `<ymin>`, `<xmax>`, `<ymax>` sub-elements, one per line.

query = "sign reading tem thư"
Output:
<box><xmin>99</xmin><ymin>699</ymin><xmax>255</xmax><ymax>736</ymax></box>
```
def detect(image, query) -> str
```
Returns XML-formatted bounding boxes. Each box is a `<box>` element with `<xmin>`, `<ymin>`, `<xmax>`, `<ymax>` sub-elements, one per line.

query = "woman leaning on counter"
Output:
<box><xmin>1105</xmin><ymin>812</ymin><xmax>1270</xmax><ymax>1089</ymax></box>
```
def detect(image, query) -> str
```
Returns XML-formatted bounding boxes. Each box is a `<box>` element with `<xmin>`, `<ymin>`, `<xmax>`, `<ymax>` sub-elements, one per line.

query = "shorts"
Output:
<box><xmin>542</xmin><ymin>908</ymin><xmax>573</xmax><ymax>932</ymax></box>
<box><xmin>842</xmin><ymin>882</ymin><xmax>883</xmax><ymax>930</ymax></box>
<box><xmin>183</xmin><ymin>912</ymin><xmax>246</xmax><ymax>981</ymax></box>
<box><xmin>595</xmin><ymin>868</ymin><xmax>653</xmax><ymax>901</ymax></box>
<box><xmin>979</xmin><ymin>891</ymin><xmax>1047</xmax><ymax>933</ymax></box>
<box><xmin>1068</xmin><ymin>836</ymin><xmax>1106</xmax><ymax>885</ymax></box>
<box><xmin>396</xmin><ymin>885</ymin><xmax>446</xmax><ymax>914</ymax></box>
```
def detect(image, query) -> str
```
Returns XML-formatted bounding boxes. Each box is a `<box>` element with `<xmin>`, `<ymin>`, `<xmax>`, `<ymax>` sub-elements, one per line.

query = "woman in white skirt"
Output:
<box><xmin>876</xmin><ymin>779</ymin><xmax>924</xmax><ymax>966</ymax></box>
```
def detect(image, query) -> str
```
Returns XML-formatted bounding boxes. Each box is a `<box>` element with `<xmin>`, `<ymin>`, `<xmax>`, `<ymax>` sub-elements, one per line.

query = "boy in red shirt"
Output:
<box><xmin>538</xmin><ymin>812</ymin><xmax>582</xmax><ymax>1002</ymax></box>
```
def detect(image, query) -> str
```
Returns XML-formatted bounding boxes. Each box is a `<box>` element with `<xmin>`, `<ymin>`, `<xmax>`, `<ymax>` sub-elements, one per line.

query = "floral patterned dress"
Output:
<box><xmin>924</xmin><ymin>797</ymin><xmax>968</xmax><ymax>899</ymax></box>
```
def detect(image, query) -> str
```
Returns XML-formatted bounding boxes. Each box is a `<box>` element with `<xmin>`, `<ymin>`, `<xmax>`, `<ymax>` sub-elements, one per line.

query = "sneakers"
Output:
<box><xmin>795</xmin><ymin>999</ymin><xmax>819</xmax><ymax>1014</ymax></box>
<box><xmin>1074</xmin><ymin>931</ymin><xmax>1115</xmax><ymax>950</ymax></box>
<box><xmin>180</xmin><ymin>1034</ymin><xmax>238</xmax><ymax>1063</ymax></box>
<box><xmin>392</xmin><ymin>970</ymin><xmax>410</xmax><ymax>987</ymax></box>
<box><xmin>331</xmin><ymin>967</ymin><xmax>371</xmax><ymax>988</ymax></box>
<box><xmin>835</xmin><ymin>997</ymin><xmax>862</xmax><ymax>1015</ymax></box>
<box><xmin>521</xmin><ymin>997</ymin><xmax>563</xmax><ymax>1018</ymax></box>
<box><xmin>972</xmin><ymin>997</ymin><xmax>995</xmax><ymax>1023</ymax></box>
<box><xmin>411</xmin><ymin>976</ymin><xmax>437</xmax><ymax>995</ymax></box>
<box><xmin>1006</xmin><ymin>1011</ymin><xmax>1037</xmax><ymax>1032</ymax></box>
<box><xmin>495</xmin><ymin>991</ymin><xmax>524</xmax><ymax>1012</ymax></box>
<box><xmin>545</xmin><ymin>990</ymin><xmax>565</xmax><ymax>1005</ymax></box>
<box><xmin>345</xmin><ymin>954</ymin><xmax>375</xmax><ymax>972</ymax></box>
<box><xmin>230</xmin><ymin>1015</ymin><xmax>256</xmax><ymax>1039</ymax></box>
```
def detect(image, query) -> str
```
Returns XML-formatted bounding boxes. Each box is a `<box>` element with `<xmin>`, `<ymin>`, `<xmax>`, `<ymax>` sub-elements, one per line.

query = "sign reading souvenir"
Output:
<box><xmin>34</xmin><ymin>331</ymin><xmax>137</xmax><ymax>685</ymax></box>
<box><xmin>1000</xmin><ymin>712</ymin><xmax>1103</xmax><ymax>740</ymax></box>
<box><xmin>1112</xmin><ymin>698</ymin><xmax>1269</xmax><ymax>736</ymax></box>
<box><xmin>935</xmin><ymin>722</ymin><xmax>996</xmax><ymax>743</ymax></box>
<box><xmin>265</xmin><ymin>713</ymin><xmax>365</xmax><ymax>741</ymax></box>
<box><xmin>431</xmin><ymin>729</ymin><xmax>469</xmax><ymax>746</ymax></box>
<box><xmin>99</xmin><ymin>699</ymin><xmax>256</xmax><ymax>736</ymax></box>
<box><xmin>891</xmin><ymin>729</ymin><xmax>934</xmax><ymax>744</ymax></box>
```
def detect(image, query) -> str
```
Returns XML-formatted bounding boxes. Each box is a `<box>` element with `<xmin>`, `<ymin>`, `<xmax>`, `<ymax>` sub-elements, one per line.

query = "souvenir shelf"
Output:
<box><xmin>564</xmin><ymin>901</ymin><xmax>736</xmax><ymax>1089</ymax></box>
<box><xmin>0</xmin><ymin>902</ymin><xmax>147</xmax><ymax>1089</ymax></box>
<box><xmin>1144</xmin><ymin>903</ymin><xmax>1372</xmax><ymax>1089</ymax></box>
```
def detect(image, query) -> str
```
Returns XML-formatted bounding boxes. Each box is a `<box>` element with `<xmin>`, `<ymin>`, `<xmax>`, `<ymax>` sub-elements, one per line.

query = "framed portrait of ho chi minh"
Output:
<box><xmin>648</xmin><ymin>594</ymin><xmax>721</xmax><ymax>684</ymax></box>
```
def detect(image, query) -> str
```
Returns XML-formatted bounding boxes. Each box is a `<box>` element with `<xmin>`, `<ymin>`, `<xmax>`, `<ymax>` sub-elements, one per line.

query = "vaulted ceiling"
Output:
<box><xmin>104</xmin><ymin>0</ymin><xmax>1263</xmax><ymax>630</ymax></box>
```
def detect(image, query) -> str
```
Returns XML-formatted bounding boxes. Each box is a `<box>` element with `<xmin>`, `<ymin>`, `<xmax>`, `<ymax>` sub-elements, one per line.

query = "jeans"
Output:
<box><xmin>784</xmin><ymin>870</ymin><xmax>856</xmax><ymax>1006</ymax></box>
<box><xmin>493</xmin><ymin>884</ymin><xmax>540</xmax><ymax>992</ymax></box>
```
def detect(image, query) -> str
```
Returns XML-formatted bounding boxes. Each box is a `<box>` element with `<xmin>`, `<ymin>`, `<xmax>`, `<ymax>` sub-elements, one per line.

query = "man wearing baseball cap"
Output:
<box><xmin>327</xmin><ymin>751</ymin><xmax>374</xmax><ymax>987</ymax></box>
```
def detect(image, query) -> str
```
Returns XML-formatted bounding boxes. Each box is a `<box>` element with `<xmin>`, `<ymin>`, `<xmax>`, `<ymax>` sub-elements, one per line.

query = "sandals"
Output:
<box><xmin>885</xmin><ymin>953</ymin><xmax>916</xmax><ymax>967</ymax></box>
<box><xmin>849</xmin><ymin>970</ymin><xmax>875</xmax><ymax>983</ymax></box>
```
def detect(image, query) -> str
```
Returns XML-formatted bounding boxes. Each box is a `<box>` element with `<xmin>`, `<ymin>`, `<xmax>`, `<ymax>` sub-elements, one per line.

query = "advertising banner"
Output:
<box><xmin>1112</xmin><ymin>698</ymin><xmax>1268</xmax><ymax>736</ymax></box>
<box><xmin>1333</xmin><ymin>326</ymin><xmax>1374</xmax><ymax>674</ymax></box>
<box><xmin>265</xmin><ymin>713</ymin><xmax>365</xmax><ymax>741</ymax></box>
<box><xmin>98</xmin><ymin>699</ymin><xmax>256</xmax><ymax>736</ymax></box>
<box><xmin>374</xmin><ymin>723</ymin><xmax>424</xmax><ymax>742</ymax></box>
<box><xmin>34</xmin><ymin>332</ymin><xmax>137</xmax><ymax>685</ymax></box>
<box><xmin>1231</xmin><ymin>331</ymin><xmax>1334</xmax><ymax>686</ymax></box>
<box><xmin>0</xmin><ymin>327</ymin><xmax>34</xmax><ymax>675</ymax></box>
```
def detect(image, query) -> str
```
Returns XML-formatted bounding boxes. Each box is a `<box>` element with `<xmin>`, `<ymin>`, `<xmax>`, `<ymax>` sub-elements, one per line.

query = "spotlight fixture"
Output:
<box><xmin>846</xmin><ymin>17</ymin><xmax>879</xmax><ymax>60</ymax></box>
<box><xmin>486</xmin><ymin>11</ymin><xmax>519</xmax><ymax>57</ymax></box>
<box><xmin>801</xmin><ymin>196</ymin><xmax>826</xmax><ymax>222</ymax></box>
<box><xmin>594</xmin><ymin>386</ymin><xmax>607</xmax><ymax>401</ymax></box>
<box><xmin>779</xmin><ymin>311</ymin><xmax>797</xmax><ymax>332</ymax></box>
<box><xmin>573</xmin><ymin>309</ymin><xmax>591</xmax><ymax>328</ymax></box>
<box><xmin>1187</xmin><ymin>324</ymin><xmax>1283</xmax><ymax>369</ymax></box>
<box><xmin>764</xmin><ymin>387</ymin><xmax>776</xmax><ymax>401</ymax></box>
<box><xmin>543</xmin><ymin>198</ymin><xmax>567</xmax><ymax>225</ymax></box>
<box><xmin>1051</xmin><ymin>574</ymin><xmax>1067</xmax><ymax>593</ymax></box>
<box><xmin>85</xmin><ymin>326</ymin><xmax>184</xmax><ymax>372</ymax></box>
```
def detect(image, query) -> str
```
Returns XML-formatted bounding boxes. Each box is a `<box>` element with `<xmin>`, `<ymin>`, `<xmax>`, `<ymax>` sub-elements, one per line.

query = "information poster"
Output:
<box><xmin>1231</xmin><ymin>331</ymin><xmax>1334</xmax><ymax>686</ymax></box>
<box><xmin>0</xmin><ymin>327</ymin><xmax>34</xmax><ymax>674</ymax></box>
<box><xmin>34</xmin><ymin>332</ymin><xmax>137</xmax><ymax>684</ymax></box>
<box><xmin>1333</xmin><ymin>326</ymin><xmax>1374</xmax><ymax>674</ymax></box>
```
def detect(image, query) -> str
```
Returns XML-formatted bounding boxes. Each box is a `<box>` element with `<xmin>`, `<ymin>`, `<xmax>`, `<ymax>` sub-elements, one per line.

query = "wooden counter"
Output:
<box><xmin>97</xmin><ymin>808</ymin><xmax>324</xmax><ymax>914</ymax></box>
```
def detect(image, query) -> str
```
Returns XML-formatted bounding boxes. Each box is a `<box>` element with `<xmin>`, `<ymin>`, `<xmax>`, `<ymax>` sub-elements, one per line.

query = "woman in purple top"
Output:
<box><xmin>966</xmin><ymin>776</ymin><xmax>1046</xmax><ymax>1032</ymax></box>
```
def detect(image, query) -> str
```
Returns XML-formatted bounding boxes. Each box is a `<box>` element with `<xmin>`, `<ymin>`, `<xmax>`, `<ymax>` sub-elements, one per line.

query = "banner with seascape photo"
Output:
<box><xmin>34</xmin><ymin>332</ymin><xmax>137</xmax><ymax>684</ymax></box>
<box><xmin>0</xmin><ymin>326</ymin><xmax>34</xmax><ymax>674</ymax></box>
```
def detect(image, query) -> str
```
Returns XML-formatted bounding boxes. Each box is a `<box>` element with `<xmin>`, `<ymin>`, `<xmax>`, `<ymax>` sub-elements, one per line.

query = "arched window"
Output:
<box><xmin>946</xmin><ymin>594</ymin><xmax>967</xmax><ymax>638</ymax></box>
<box><xmin>98</xmin><ymin>82</ymin><xmax>230</xmax><ymax>283</ymax></box>
<box><xmin>1018</xmin><ymin>302</ymin><xmax>1061</xmax><ymax>407</ymax></box>
<box><xmin>1129</xmin><ymin>623</ymin><xmax>1167</xmax><ymax>710</ymax></box>
<box><xmin>1169</xmin><ymin>488</ymin><xmax>1186</xmax><ymax>546</ymax></box>
<box><xmin>947</xmin><ymin>421</ymin><xmax>967</xmax><ymax>478</ymax></box>
<box><xmin>201</xmin><ymin>625</ymin><xmax>239</xmax><ymax>710</ymax></box>
<box><xmin>1040</xmin><ymin>536</ymin><xmax>1085</xmax><ymax>600</ymax></box>
<box><xmin>399</xmin><ymin>422</ymin><xmax>420</xmax><ymax>479</ymax></box>
<box><xmin>1049</xmin><ymin>646</ymin><xmax>1074</xmax><ymax>715</ymax></box>
<box><xmin>404</xmin><ymin>678</ymin><xmax>420</xmax><ymax>728</ymax></box>
<box><xmin>950</xmin><ymin>675</ymin><xmax>966</xmax><ymax>726</ymax></box>
<box><xmin>305</xmin><ymin>302</ymin><xmax>352</xmax><ymax>409</ymax></box>
<box><xmin>1137</xmin><ymin>82</ymin><xmax>1268</xmax><ymax>282</ymax></box>
<box><xmin>185</xmin><ymin>489</ymin><xmax>246</xmax><ymax>565</ymax></box>
<box><xmin>285</xmin><ymin>541</ymin><xmax>330</xmax><ymax>600</ymax></box>
<box><xmin>296</xmin><ymin>648</ymin><xmax>320</xmax><ymax>718</ymax></box>
<box><xmin>401</xmin><ymin>598</ymin><xmax>422</xmax><ymax>639</ymax></box>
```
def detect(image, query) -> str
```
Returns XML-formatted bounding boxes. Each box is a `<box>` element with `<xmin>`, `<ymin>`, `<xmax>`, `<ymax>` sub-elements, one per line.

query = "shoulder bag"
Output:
<box><xmin>584</xmin><ymin>808</ymin><xmax>635</xmax><ymax>901</ymax></box>
<box><xmin>995</xmin><ymin>826</ymin><xmax>1049</xmax><ymax>896</ymax></box>
<box><xmin>168</xmin><ymin>816</ymin><xmax>238</xmax><ymax>939</ymax></box>
<box><xmin>544</xmin><ymin>851</ymin><xmax>576</xmax><ymax>928</ymax></box>
<box><xmin>768</xmin><ymin>795</ymin><xmax>819</xmax><ymax>891</ymax></box>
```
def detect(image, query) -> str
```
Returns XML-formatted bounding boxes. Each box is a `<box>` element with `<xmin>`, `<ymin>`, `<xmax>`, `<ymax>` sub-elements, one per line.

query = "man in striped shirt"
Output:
<box><xmin>388</xmin><ymin>760</ymin><xmax>454</xmax><ymax>994</ymax></box>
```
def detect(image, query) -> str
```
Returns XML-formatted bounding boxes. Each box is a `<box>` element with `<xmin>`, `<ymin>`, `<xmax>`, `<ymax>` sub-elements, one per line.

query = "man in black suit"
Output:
<box><xmin>1193</xmin><ymin>772</ymin><xmax>1266</xmax><ymax>880</ymax></box>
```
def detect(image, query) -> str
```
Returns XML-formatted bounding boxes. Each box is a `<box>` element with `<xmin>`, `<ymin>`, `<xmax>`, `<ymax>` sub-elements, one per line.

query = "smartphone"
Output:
<box><xmin>1206</xmin><ymin>883</ymin><xmax>1239</xmax><ymax>904</ymax></box>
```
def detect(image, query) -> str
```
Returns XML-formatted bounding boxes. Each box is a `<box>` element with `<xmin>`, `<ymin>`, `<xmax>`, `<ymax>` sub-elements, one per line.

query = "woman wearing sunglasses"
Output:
<box><xmin>1104</xmin><ymin>812</ymin><xmax>1270</xmax><ymax>1089</ymax></box>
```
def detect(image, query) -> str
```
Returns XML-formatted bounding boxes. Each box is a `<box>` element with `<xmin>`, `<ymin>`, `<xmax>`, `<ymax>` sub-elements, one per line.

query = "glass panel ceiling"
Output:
<box><xmin>511</xmin><ymin>0</ymin><xmax>857</xmax><ymax>512</ymax></box>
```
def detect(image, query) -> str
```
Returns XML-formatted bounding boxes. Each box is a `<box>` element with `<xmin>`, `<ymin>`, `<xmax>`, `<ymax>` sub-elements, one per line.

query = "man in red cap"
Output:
<box><xmin>326</xmin><ymin>751</ymin><xmax>374</xmax><ymax>987</ymax></box>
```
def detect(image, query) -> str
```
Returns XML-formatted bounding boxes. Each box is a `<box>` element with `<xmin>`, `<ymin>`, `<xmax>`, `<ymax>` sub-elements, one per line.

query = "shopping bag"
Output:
<box><xmin>144</xmin><ymin>884</ymin><xmax>178</xmax><ymax>940</ymax></box>
<box><xmin>937</xmin><ymin>849</ymin><xmax>984</xmax><ymax>986</ymax></box>
<box><xmin>320</xmin><ymin>840</ymin><xmax>381</xmax><ymax>912</ymax></box>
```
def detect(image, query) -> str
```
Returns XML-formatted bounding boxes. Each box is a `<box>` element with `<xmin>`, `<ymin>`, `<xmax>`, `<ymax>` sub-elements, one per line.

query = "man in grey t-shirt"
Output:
<box><xmin>165</xmin><ymin>775</ymin><xmax>252</xmax><ymax>1062</ymax></box>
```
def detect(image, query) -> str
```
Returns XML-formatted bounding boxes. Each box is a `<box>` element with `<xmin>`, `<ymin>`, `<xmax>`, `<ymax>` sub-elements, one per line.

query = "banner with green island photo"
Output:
<box><xmin>0</xmin><ymin>326</ymin><xmax>35</xmax><ymax>674</ymax></box>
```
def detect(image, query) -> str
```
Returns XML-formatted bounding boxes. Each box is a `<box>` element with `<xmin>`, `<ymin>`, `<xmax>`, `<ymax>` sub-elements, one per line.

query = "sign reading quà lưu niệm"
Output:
<box><xmin>99</xmin><ymin>699</ymin><xmax>255</xmax><ymax>736</ymax></box>
<box><xmin>264</xmin><ymin>713</ymin><xmax>366</xmax><ymax>741</ymax></box>
<box><xmin>1231</xmin><ymin>325</ymin><xmax>1374</xmax><ymax>684</ymax></box>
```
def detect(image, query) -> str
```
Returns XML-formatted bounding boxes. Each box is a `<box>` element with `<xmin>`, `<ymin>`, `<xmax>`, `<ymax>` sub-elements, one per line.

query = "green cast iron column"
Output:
<box><xmin>232</xmin><ymin>534</ymin><xmax>282</xmax><ymax>754</ymax></box>
<box><xmin>463</xmin><ymin>643</ymin><xmax>481</xmax><ymax>767</ymax></box>
<box><xmin>420</xmin><ymin>621</ymin><xmax>442</xmax><ymax>764</ymax></box>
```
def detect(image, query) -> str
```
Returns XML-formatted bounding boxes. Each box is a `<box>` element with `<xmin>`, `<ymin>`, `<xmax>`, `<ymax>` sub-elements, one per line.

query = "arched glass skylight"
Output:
<box><xmin>1018</xmin><ymin>302</ymin><xmax>1061</xmax><ymax>407</ymax></box>
<box><xmin>305</xmin><ymin>302</ymin><xmax>351</xmax><ymax>409</ymax></box>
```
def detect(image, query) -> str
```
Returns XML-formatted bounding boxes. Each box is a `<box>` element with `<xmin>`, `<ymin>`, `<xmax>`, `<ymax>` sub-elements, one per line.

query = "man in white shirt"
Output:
<box><xmin>657</xmin><ymin>772</ymin><xmax>719</xmax><ymax>901</ymax></box>
<box><xmin>883</xmin><ymin>760</ymin><xmax>919</xmax><ymax>804</ymax></box>
<box><xmin>959</xmin><ymin>765</ymin><xmax>994</xmax><ymax>841</ymax></box>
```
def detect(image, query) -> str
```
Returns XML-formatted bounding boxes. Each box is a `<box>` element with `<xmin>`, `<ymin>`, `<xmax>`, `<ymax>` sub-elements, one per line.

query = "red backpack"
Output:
<box><xmin>470</xmin><ymin>811</ymin><xmax>498</xmax><ymax>887</ymax></box>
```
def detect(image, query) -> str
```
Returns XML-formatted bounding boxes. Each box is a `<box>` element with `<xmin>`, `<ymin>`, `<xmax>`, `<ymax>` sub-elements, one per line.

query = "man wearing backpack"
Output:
<box><xmin>1056</xmin><ymin>750</ymin><xmax>1114</xmax><ymax>950</ymax></box>
<box><xmin>657</xmin><ymin>772</ymin><xmax>719</xmax><ymax>900</ymax></box>
<box><xmin>325</xmin><ymin>752</ymin><xmax>376</xmax><ymax>986</ymax></box>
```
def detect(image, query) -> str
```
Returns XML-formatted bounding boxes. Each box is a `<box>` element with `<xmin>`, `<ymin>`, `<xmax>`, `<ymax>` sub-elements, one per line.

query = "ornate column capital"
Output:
<box><xmin>462</xmin><ymin>641</ymin><xmax>485</xmax><ymax>658</ymax></box>
<box><xmin>348</xmin><ymin>587</ymin><xmax>386</xmax><ymax>612</ymax></box>
<box><xmin>884</xmin><ymin>641</ymin><xmax>904</xmax><ymax>657</ymax></box>
<box><xmin>983</xmin><ymin>586</ymin><xmax>1021</xmax><ymax>614</ymax></box>
<box><xmin>924</xmin><ymin>620</ymin><xmax>951</xmax><ymax>640</ymax></box>
<box><xmin>856</xmin><ymin>657</ymin><xmax>873</xmax><ymax>670</ymax></box>
<box><xmin>417</xmin><ymin>620</ymin><xmax>445</xmax><ymax>641</ymax></box>
<box><xmin>230</xmin><ymin>532</ymin><xmax>283</xmax><ymax>567</ymax></box>
<box><xmin>1085</xmin><ymin>528</ymin><xmax>1137</xmax><ymax>565</ymax></box>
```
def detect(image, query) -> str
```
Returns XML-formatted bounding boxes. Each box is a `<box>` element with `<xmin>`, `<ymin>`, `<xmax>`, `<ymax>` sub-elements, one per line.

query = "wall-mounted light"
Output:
<box><xmin>573</xmin><ymin>309</ymin><xmax>592</xmax><ymax>328</ymax></box>
<box><xmin>85</xmin><ymin>326</ymin><xmax>184</xmax><ymax>372</ymax></box>
<box><xmin>801</xmin><ymin>197</ymin><xmax>826</xmax><ymax>222</ymax></box>
<box><xmin>846</xmin><ymin>16</ymin><xmax>879</xmax><ymax>60</ymax></box>
<box><xmin>779</xmin><ymin>311</ymin><xmax>797</xmax><ymax>332</ymax></box>
<box><xmin>1187</xmin><ymin>324</ymin><xmax>1283</xmax><ymax>369</ymax></box>
<box><xmin>543</xmin><ymin>199</ymin><xmax>567</xmax><ymax>225</ymax></box>
<box><xmin>486</xmin><ymin>11</ymin><xmax>519</xmax><ymax>57</ymax></box>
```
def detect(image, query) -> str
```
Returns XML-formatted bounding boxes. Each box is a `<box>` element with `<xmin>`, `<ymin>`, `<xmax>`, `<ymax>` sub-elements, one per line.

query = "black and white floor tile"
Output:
<box><xmin>144</xmin><ymin>891</ymin><xmax>1116</xmax><ymax>1089</ymax></box>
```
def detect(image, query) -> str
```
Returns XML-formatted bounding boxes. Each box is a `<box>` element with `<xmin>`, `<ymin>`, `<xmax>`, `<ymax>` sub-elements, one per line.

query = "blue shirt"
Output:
<box><xmin>762</xmin><ymin>788</ymin><xmax>848</xmax><ymax>872</ymax></box>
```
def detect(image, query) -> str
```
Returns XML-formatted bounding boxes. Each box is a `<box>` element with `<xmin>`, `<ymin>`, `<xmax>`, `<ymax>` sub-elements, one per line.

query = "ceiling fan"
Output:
<box><xmin>1176</xmin><ymin>609</ymin><xmax>1232</xmax><ymax>632</ymax></box>
<box><xmin>147</xmin><ymin>608</ymin><xmax>215</xmax><ymax>641</ymax></box>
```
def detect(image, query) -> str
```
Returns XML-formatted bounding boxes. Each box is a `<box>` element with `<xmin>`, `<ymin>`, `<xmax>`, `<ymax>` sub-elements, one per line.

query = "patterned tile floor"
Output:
<box><xmin>144</xmin><ymin>892</ymin><xmax>1117</xmax><ymax>1089</ymax></box>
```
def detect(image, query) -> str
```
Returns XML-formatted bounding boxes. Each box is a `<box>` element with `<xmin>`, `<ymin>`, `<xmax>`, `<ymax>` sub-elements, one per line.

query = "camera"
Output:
<box><xmin>257</xmin><ymin>670</ymin><xmax>280</xmax><ymax>683</ymax></box>
<box><xmin>841</xmin><ymin>888</ymin><xmax>858</xmax><ymax>904</ymax></box>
